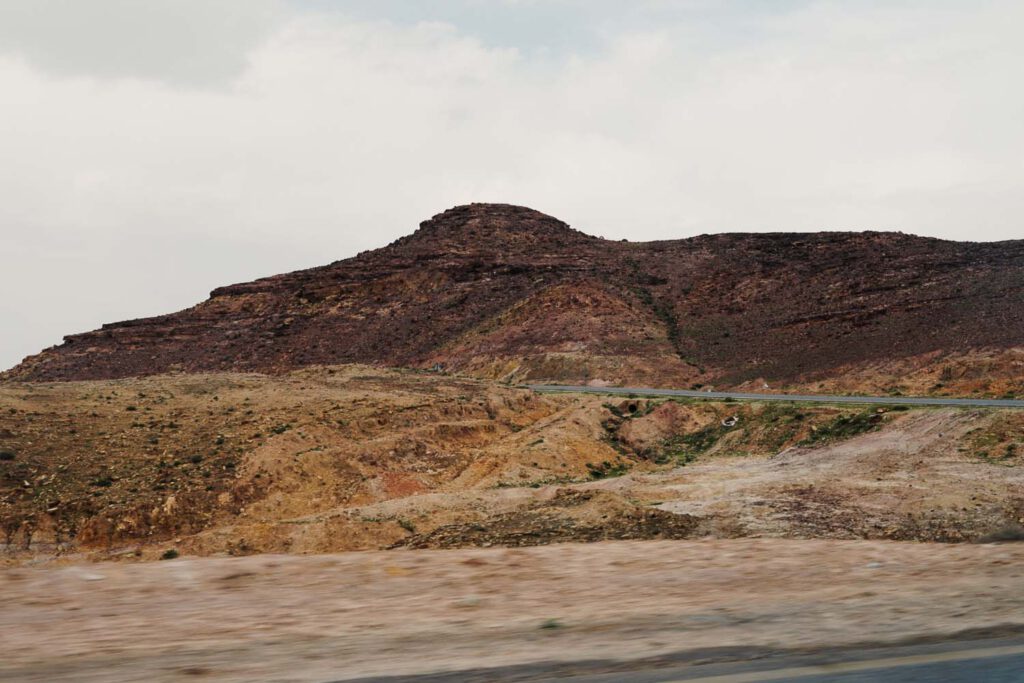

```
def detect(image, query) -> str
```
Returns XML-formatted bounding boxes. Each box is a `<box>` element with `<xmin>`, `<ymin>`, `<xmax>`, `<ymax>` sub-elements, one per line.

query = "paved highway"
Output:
<box><xmin>533</xmin><ymin>640</ymin><xmax>1024</xmax><ymax>683</ymax></box>
<box><xmin>525</xmin><ymin>384</ymin><xmax>1024</xmax><ymax>408</ymax></box>
<box><xmin>342</xmin><ymin>637</ymin><xmax>1024</xmax><ymax>682</ymax></box>
<box><xmin>540</xmin><ymin>642</ymin><xmax>1024</xmax><ymax>682</ymax></box>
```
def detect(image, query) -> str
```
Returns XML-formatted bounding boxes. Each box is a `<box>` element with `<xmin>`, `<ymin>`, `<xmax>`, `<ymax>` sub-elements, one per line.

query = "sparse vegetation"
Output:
<box><xmin>977</xmin><ymin>524</ymin><xmax>1024</xmax><ymax>543</ymax></box>
<box><xmin>799</xmin><ymin>411</ymin><xmax>882</xmax><ymax>446</ymax></box>
<box><xmin>494</xmin><ymin>475</ymin><xmax>585</xmax><ymax>489</ymax></box>
<box><xmin>0</xmin><ymin>365</ymin><xmax>1020</xmax><ymax>560</ymax></box>
<box><xmin>966</xmin><ymin>412</ymin><xmax>1023</xmax><ymax>464</ymax></box>
<box><xmin>160</xmin><ymin>548</ymin><xmax>180</xmax><ymax>560</ymax></box>
<box><xmin>672</xmin><ymin>423</ymin><xmax>726</xmax><ymax>455</ymax></box>
<box><xmin>586</xmin><ymin>460</ymin><xmax>630</xmax><ymax>479</ymax></box>
<box><xmin>603</xmin><ymin>402</ymin><xmax>626</xmax><ymax>418</ymax></box>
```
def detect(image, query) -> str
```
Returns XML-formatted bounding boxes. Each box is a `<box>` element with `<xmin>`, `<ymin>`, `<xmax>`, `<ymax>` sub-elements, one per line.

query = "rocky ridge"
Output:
<box><xmin>6</xmin><ymin>203</ymin><xmax>1024</xmax><ymax>388</ymax></box>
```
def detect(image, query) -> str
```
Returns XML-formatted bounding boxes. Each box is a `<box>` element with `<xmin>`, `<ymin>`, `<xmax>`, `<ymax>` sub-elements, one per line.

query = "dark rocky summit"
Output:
<box><xmin>6</xmin><ymin>203</ymin><xmax>1024</xmax><ymax>385</ymax></box>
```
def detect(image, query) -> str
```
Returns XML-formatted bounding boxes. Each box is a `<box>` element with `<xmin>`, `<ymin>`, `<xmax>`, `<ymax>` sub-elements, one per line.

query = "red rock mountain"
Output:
<box><xmin>6</xmin><ymin>203</ymin><xmax>1024</xmax><ymax>386</ymax></box>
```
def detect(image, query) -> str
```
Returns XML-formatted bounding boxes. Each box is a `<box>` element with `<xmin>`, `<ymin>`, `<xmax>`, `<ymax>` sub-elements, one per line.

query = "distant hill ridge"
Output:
<box><xmin>6</xmin><ymin>203</ymin><xmax>1024</xmax><ymax>386</ymax></box>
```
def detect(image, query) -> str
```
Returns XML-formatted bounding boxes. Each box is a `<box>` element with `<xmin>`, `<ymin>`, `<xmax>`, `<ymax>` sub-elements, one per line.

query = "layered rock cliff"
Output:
<box><xmin>6</xmin><ymin>203</ymin><xmax>1024</xmax><ymax>386</ymax></box>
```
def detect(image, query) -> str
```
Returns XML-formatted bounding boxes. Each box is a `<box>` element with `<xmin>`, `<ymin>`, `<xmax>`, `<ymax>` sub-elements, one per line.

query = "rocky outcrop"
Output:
<box><xmin>6</xmin><ymin>203</ymin><xmax>1024</xmax><ymax>386</ymax></box>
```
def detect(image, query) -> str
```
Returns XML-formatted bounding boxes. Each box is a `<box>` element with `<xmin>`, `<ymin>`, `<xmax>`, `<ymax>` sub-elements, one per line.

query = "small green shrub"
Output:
<box><xmin>603</xmin><ymin>402</ymin><xmax>625</xmax><ymax>418</ymax></box>
<box><xmin>587</xmin><ymin>460</ymin><xmax>630</xmax><ymax>479</ymax></box>
<box><xmin>160</xmin><ymin>548</ymin><xmax>180</xmax><ymax>560</ymax></box>
<box><xmin>978</xmin><ymin>524</ymin><xmax>1024</xmax><ymax>543</ymax></box>
<box><xmin>677</xmin><ymin>423</ymin><xmax>725</xmax><ymax>453</ymax></box>
<box><xmin>800</xmin><ymin>411</ymin><xmax>881</xmax><ymax>446</ymax></box>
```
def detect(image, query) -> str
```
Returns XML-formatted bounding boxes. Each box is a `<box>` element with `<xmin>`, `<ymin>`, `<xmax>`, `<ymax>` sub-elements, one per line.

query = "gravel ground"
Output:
<box><xmin>2</xmin><ymin>538</ymin><xmax>1024</xmax><ymax>682</ymax></box>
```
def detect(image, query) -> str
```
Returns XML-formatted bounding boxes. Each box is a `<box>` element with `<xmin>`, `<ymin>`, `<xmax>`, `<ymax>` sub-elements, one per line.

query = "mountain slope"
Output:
<box><xmin>6</xmin><ymin>203</ymin><xmax>1024</xmax><ymax>387</ymax></box>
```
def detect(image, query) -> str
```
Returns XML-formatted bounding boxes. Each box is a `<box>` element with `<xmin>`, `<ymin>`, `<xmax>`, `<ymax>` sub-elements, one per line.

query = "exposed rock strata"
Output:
<box><xmin>7</xmin><ymin>203</ymin><xmax>1024</xmax><ymax>386</ymax></box>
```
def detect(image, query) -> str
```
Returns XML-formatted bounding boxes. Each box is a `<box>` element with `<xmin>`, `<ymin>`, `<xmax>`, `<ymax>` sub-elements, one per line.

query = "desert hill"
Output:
<box><xmin>6</xmin><ymin>203</ymin><xmax>1024</xmax><ymax>389</ymax></box>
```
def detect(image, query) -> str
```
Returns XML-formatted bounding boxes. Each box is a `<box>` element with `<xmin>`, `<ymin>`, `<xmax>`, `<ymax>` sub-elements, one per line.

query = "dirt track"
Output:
<box><xmin>3</xmin><ymin>538</ymin><xmax>1024</xmax><ymax>682</ymax></box>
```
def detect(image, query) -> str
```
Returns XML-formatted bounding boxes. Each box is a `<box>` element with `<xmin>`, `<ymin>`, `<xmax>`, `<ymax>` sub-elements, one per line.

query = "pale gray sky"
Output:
<box><xmin>1</xmin><ymin>0</ymin><xmax>1022</xmax><ymax>371</ymax></box>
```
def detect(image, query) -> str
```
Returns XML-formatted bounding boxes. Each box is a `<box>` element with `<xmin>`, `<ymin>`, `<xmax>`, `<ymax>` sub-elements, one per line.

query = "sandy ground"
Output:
<box><xmin>643</xmin><ymin>408</ymin><xmax>1024</xmax><ymax>539</ymax></box>
<box><xmin>3</xmin><ymin>538</ymin><xmax>1024</xmax><ymax>682</ymax></box>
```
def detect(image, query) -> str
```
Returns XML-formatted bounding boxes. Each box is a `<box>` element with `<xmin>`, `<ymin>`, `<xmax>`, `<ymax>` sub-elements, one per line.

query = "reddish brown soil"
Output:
<box><xmin>6</xmin><ymin>203</ymin><xmax>1024</xmax><ymax>390</ymax></box>
<box><xmin>3</xmin><ymin>368</ymin><xmax>1022</xmax><ymax>560</ymax></box>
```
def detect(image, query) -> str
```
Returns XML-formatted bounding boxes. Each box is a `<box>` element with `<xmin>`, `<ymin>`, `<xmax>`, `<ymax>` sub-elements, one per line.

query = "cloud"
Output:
<box><xmin>0</xmin><ymin>0</ymin><xmax>284</xmax><ymax>86</ymax></box>
<box><xmin>1</xmin><ymin>1</ymin><xmax>1022</xmax><ymax>370</ymax></box>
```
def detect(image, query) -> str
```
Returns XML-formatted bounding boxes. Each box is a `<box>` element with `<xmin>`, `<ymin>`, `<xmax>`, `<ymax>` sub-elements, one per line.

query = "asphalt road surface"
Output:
<box><xmin>538</xmin><ymin>642</ymin><xmax>1024</xmax><ymax>682</ymax></box>
<box><xmin>525</xmin><ymin>384</ymin><xmax>1024</xmax><ymax>408</ymax></box>
<box><xmin>343</xmin><ymin>637</ymin><xmax>1024</xmax><ymax>682</ymax></box>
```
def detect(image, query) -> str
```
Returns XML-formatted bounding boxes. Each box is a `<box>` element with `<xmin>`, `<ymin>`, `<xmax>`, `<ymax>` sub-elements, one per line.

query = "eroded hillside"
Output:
<box><xmin>2</xmin><ymin>367</ymin><xmax>1021</xmax><ymax>560</ymax></box>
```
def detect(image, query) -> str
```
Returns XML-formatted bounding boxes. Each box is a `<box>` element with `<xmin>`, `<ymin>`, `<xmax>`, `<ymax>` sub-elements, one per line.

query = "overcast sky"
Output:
<box><xmin>1</xmin><ymin>0</ymin><xmax>1022</xmax><ymax>371</ymax></box>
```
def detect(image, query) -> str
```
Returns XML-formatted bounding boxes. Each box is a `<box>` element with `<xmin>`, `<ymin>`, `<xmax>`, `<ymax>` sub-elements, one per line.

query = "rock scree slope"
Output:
<box><xmin>6</xmin><ymin>203</ymin><xmax>1024</xmax><ymax>386</ymax></box>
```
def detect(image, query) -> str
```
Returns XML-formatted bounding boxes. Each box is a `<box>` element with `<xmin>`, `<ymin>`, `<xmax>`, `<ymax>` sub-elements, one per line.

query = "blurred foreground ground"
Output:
<box><xmin>3</xmin><ymin>538</ymin><xmax>1023</xmax><ymax>682</ymax></box>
